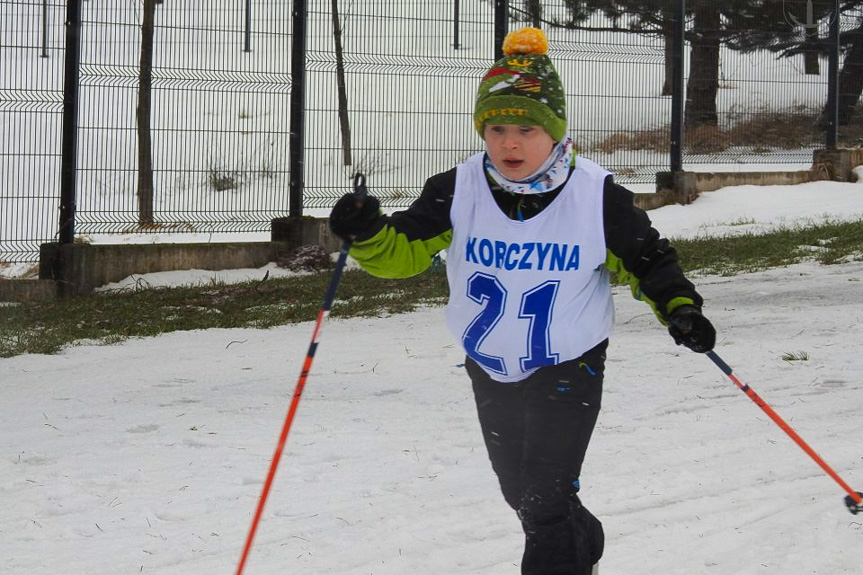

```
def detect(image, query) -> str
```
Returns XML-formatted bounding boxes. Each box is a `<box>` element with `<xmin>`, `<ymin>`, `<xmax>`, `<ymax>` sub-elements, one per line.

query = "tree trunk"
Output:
<box><xmin>804</xmin><ymin>23</ymin><xmax>820</xmax><ymax>75</ymax></box>
<box><xmin>661</xmin><ymin>10</ymin><xmax>673</xmax><ymax>97</ymax></box>
<box><xmin>526</xmin><ymin>0</ymin><xmax>542</xmax><ymax>27</ymax></box>
<box><xmin>332</xmin><ymin>0</ymin><xmax>352</xmax><ymax>166</ymax></box>
<box><xmin>819</xmin><ymin>25</ymin><xmax>863</xmax><ymax>131</ymax></box>
<box><xmin>837</xmin><ymin>26</ymin><xmax>863</xmax><ymax>126</ymax></box>
<box><xmin>137</xmin><ymin>0</ymin><xmax>156</xmax><ymax>226</ymax></box>
<box><xmin>685</xmin><ymin>3</ymin><xmax>721</xmax><ymax>127</ymax></box>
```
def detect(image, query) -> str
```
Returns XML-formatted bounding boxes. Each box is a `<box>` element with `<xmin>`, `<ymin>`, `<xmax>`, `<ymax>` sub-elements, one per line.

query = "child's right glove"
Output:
<box><xmin>667</xmin><ymin>305</ymin><xmax>716</xmax><ymax>353</ymax></box>
<box><xmin>328</xmin><ymin>193</ymin><xmax>381</xmax><ymax>242</ymax></box>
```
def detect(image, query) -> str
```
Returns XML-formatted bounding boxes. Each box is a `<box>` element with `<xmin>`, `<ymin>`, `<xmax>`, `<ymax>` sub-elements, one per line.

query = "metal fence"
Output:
<box><xmin>74</xmin><ymin>2</ymin><xmax>294</xmax><ymax>233</ymax></box>
<box><xmin>2</xmin><ymin>0</ymin><xmax>65</xmax><ymax>267</ymax></box>
<box><xmin>527</xmin><ymin>1</ymin><xmax>672</xmax><ymax>183</ymax></box>
<box><xmin>303</xmin><ymin>0</ymin><xmax>494</xmax><ymax>209</ymax></box>
<box><xmin>0</xmin><ymin>0</ymin><xmax>855</xmax><ymax>269</ymax></box>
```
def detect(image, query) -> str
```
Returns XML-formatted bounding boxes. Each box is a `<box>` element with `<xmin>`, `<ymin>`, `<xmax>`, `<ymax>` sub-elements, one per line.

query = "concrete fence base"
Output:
<box><xmin>0</xmin><ymin>217</ymin><xmax>340</xmax><ymax>302</ymax></box>
<box><xmin>654</xmin><ymin>147</ymin><xmax>862</xmax><ymax>199</ymax></box>
<box><xmin>1</xmin><ymin>148</ymin><xmax>860</xmax><ymax>302</ymax></box>
<box><xmin>37</xmin><ymin>241</ymin><xmax>285</xmax><ymax>297</ymax></box>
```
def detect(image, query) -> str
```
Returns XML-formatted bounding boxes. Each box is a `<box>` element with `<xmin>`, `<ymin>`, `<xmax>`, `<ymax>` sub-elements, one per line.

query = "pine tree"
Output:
<box><xmin>521</xmin><ymin>1</ymin><xmax>863</xmax><ymax>128</ymax></box>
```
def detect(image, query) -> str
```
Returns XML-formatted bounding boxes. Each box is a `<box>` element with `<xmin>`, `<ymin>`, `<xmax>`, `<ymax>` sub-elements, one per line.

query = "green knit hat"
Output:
<box><xmin>474</xmin><ymin>27</ymin><xmax>567</xmax><ymax>142</ymax></box>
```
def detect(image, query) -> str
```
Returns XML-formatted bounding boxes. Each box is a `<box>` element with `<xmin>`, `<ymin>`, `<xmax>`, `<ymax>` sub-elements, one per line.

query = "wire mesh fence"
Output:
<box><xmin>518</xmin><ymin>1</ymin><xmax>672</xmax><ymax>184</ymax></box>
<box><xmin>678</xmin><ymin>0</ymin><xmax>834</xmax><ymax>166</ymax></box>
<box><xmin>1</xmin><ymin>0</ymin><xmax>856</xmax><ymax>269</ymax></box>
<box><xmin>303</xmin><ymin>0</ymin><xmax>493</xmax><ymax>209</ymax></box>
<box><xmin>1</xmin><ymin>0</ymin><xmax>65</xmax><ymax>266</ymax></box>
<box><xmin>75</xmin><ymin>2</ymin><xmax>294</xmax><ymax>236</ymax></box>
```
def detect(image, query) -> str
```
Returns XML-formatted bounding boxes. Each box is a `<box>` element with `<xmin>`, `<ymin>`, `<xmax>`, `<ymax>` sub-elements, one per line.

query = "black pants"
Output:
<box><xmin>468</xmin><ymin>340</ymin><xmax>607</xmax><ymax>575</ymax></box>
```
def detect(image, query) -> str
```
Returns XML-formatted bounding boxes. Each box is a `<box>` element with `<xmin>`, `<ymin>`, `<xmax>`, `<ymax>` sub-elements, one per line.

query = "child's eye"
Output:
<box><xmin>519</xmin><ymin>126</ymin><xmax>535</xmax><ymax>134</ymax></box>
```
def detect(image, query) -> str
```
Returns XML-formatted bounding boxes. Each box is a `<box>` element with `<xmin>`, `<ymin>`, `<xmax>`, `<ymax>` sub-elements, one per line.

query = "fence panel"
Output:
<box><xmin>0</xmin><ymin>0</ymin><xmax>65</xmax><ymax>267</ymax></box>
<box><xmin>303</xmin><ymin>0</ymin><xmax>493</xmax><ymax>209</ymax></box>
<box><xmin>1</xmin><ymin>1</ymin><xmax>855</xmax><ymax>272</ymax></box>
<box><xmin>680</xmin><ymin>3</ymin><xmax>833</xmax><ymax>166</ymax></box>
<box><xmin>516</xmin><ymin>2</ymin><xmax>671</xmax><ymax>186</ymax></box>
<box><xmin>75</xmin><ymin>1</ymin><xmax>293</xmax><ymax>237</ymax></box>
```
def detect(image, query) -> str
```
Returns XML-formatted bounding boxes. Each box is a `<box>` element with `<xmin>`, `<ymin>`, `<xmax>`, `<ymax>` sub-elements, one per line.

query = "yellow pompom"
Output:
<box><xmin>502</xmin><ymin>27</ymin><xmax>548</xmax><ymax>56</ymax></box>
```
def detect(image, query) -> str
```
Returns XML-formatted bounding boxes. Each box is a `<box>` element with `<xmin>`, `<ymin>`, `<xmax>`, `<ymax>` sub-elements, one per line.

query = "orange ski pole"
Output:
<box><xmin>706</xmin><ymin>350</ymin><xmax>862</xmax><ymax>514</ymax></box>
<box><xmin>235</xmin><ymin>174</ymin><xmax>368</xmax><ymax>574</ymax></box>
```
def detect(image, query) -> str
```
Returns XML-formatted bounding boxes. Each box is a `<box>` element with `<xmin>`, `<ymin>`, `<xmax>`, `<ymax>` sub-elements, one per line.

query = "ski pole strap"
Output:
<box><xmin>353</xmin><ymin>172</ymin><xmax>368</xmax><ymax>202</ymax></box>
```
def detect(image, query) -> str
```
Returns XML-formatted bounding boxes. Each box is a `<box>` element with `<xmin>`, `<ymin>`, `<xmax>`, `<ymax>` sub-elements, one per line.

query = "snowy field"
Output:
<box><xmin>3</xmin><ymin>4</ymin><xmax>861</xmax><ymax>572</ymax></box>
<box><xmin>2</xmin><ymin>181</ymin><xmax>863</xmax><ymax>574</ymax></box>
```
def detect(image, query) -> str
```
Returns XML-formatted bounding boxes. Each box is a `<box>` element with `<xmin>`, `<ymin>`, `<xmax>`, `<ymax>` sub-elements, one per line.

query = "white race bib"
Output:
<box><xmin>444</xmin><ymin>153</ymin><xmax>614</xmax><ymax>383</ymax></box>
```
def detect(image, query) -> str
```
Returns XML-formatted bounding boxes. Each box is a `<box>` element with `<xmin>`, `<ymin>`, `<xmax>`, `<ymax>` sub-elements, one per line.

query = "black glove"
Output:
<box><xmin>667</xmin><ymin>305</ymin><xmax>716</xmax><ymax>353</ymax></box>
<box><xmin>328</xmin><ymin>193</ymin><xmax>381</xmax><ymax>242</ymax></box>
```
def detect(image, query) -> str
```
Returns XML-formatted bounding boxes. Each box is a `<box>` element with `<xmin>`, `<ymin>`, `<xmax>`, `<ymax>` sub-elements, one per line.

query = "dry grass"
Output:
<box><xmin>594</xmin><ymin>105</ymin><xmax>863</xmax><ymax>155</ymax></box>
<box><xmin>594</xmin><ymin>130</ymin><xmax>670</xmax><ymax>154</ymax></box>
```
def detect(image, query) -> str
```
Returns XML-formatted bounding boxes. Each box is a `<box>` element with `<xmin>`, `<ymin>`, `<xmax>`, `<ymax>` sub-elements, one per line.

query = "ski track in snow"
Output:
<box><xmin>2</xmin><ymin>261</ymin><xmax>862</xmax><ymax>574</ymax></box>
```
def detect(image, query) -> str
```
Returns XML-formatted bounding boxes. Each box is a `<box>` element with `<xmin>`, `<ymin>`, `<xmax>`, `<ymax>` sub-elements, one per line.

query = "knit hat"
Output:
<box><xmin>474</xmin><ymin>27</ymin><xmax>567</xmax><ymax>142</ymax></box>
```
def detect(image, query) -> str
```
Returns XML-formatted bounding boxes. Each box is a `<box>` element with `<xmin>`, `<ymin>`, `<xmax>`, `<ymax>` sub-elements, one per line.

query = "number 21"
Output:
<box><xmin>462</xmin><ymin>272</ymin><xmax>560</xmax><ymax>376</ymax></box>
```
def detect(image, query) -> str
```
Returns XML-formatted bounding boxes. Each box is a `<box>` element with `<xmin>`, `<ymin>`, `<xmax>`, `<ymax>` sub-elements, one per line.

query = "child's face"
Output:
<box><xmin>484</xmin><ymin>124</ymin><xmax>556</xmax><ymax>181</ymax></box>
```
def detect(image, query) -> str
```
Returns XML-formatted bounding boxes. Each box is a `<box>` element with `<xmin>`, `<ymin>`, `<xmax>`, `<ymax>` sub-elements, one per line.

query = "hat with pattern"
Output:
<box><xmin>473</xmin><ymin>27</ymin><xmax>567</xmax><ymax>142</ymax></box>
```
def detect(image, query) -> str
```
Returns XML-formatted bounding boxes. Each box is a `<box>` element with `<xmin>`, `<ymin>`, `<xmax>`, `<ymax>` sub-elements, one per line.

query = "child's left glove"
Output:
<box><xmin>667</xmin><ymin>305</ymin><xmax>716</xmax><ymax>353</ymax></box>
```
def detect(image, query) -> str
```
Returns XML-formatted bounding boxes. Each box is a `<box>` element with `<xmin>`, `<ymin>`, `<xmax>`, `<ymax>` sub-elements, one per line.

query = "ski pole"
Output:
<box><xmin>706</xmin><ymin>350</ymin><xmax>862</xmax><ymax>515</ymax></box>
<box><xmin>235</xmin><ymin>173</ymin><xmax>368</xmax><ymax>575</ymax></box>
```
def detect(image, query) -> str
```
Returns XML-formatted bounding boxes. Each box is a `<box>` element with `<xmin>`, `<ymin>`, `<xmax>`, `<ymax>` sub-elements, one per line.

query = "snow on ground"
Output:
<box><xmin>2</xmin><ymin>181</ymin><xmax>863</xmax><ymax>574</ymax></box>
<box><xmin>650</xmin><ymin>180</ymin><xmax>863</xmax><ymax>240</ymax></box>
<box><xmin>94</xmin><ymin>261</ymin><xmax>316</xmax><ymax>293</ymax></box>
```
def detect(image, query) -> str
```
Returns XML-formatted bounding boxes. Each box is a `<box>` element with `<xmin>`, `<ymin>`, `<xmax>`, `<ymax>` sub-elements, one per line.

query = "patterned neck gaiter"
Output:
<box><xmin>484</xmin><ymin>137</ymin><xmax>574</xmax><ymax>195</ymax></box>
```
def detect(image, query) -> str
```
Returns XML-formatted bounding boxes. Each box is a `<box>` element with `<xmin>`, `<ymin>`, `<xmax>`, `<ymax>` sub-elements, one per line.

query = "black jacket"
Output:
<box><xmin>348</xmin><ymin>164</ymin><xmax>702</xmax><ymax>320</ymax></box>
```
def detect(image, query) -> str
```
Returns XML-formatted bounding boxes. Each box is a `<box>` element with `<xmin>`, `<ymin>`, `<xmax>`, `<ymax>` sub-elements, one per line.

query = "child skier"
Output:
<box><xmin>328</xmin><ymin>26</ymin><xmax>715</xmax><ymax>575</ymax></box>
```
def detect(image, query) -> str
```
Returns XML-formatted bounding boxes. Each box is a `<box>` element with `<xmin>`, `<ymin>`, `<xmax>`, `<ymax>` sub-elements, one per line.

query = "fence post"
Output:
<box><xmin>41</xmin><ymin>0</ymin><xmax>49</xmax><ymax>58</ymax></box>
<box><xmin>670</xmin><ymin>0</ymin><xmax>685</xmax><ymax>172</ymax></box>
<box><xmin>825</xmin><ymin>0</ymin><xmax>840</xmax><ymax>149</ymax></box>
<box><xmin>494</xmin><ymin>0</ymin><xmax>508</xmax><ymax>60</ymax></box>
<box><xmin>60</xmin><ymin>0</ymin><xmax>81</xmax><ymax>246</ymax></box>
<box><xmin>289</xmin><ymin>0</ymin><xmax>308</xmax><ymax>217</ymax></box>
<box><xmin>244</xmin><ymin>0</ymin><xmax>252</xmax><ymax>53</ymax></box>
<box><xmin>453</xmin><ymin>0</ymin><xmax>460</xmax><ymax>49</ymax></box>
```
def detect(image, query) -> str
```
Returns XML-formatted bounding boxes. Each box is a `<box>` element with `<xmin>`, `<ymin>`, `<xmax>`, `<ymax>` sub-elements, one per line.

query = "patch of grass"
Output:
<box><xmin>2</xmin><ymin>220</ymin><xmax>862</xmax><ymax>358</ymax></box>
<box><xmin>0</xmin><ymin>266</ymin><xmax>449</xmax><ymax>358</ymax></box>
<box><xmin>781</xmin><ymin>351</ymin><xmax>810</xmax><ymax>362</ymax></box>
<box><xmin>670</xmin><ymin>219</ymin><xmax>863</xmax><ymax>277</ymax></box>
<box><xmin>725</xmin><ymin>217</ymin><xmax>757</xmax><ymax>227</ymax></box>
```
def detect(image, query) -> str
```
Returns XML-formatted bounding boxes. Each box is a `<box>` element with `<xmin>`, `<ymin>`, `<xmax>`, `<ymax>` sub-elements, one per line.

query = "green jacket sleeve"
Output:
<box><xmin>349</xmin><ymin>169</ymin><xmax>457</xmax><ymax>279</ymax></box>
<box><xmin>602</xmin><ymin>177</ymin><xmax>702</xmax><ymax>323</ymax></box>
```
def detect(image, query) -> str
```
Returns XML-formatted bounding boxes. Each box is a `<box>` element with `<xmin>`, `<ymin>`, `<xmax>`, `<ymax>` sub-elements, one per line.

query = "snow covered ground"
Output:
<box><xmin>3</xmin><ymin>181</ymin><xmax>863</xmax><ymax>574</ymax></box>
